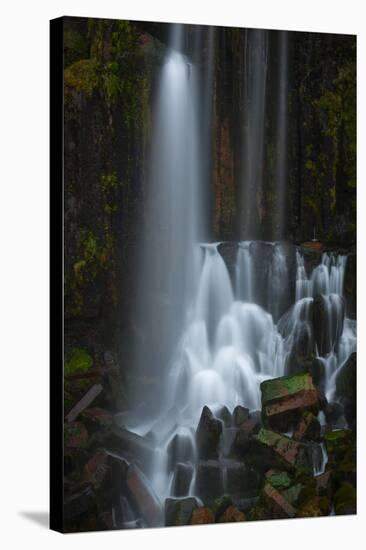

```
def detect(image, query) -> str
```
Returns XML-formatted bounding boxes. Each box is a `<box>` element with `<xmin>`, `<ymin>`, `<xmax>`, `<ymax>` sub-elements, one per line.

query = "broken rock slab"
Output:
<box><xmin>261</xmin><ymin>373</ymin><xmax>319</xmax><ymax>431</ymax></box>
<box><xmin>126</xmin><ymin>464</ymin><xmax>163</xmax><ymax>527</ymax></box>
<box><xmin>249</xmin><ymin>428</ymin><xmax>312</xmax><ymax>474</ymax></box>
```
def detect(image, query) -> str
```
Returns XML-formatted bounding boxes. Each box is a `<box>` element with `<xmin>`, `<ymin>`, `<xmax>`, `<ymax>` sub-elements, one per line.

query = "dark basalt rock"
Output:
<box><xmin>232</xmin><ymin>405</ymin><xmax>249</xmax><ymax>426</ymax></box>
<box><xmin>196</xmin><ymin>406</ymin><xmax>223</xmax><ymax>460</ymax></box>
<box><xmin>171</xmin><ymin>463</ymin><xmax>194</xmax><ymax>497</ymax></box>
<box><xmin>165</xmin><ymin>497</ymin><xmax>199</xmax><ymax>527</ymax></box>
<box><xmin>247</xmin><ymin>428</ymin><xmax>313</xmax><ymax>474</ymax></box>
<box><xmin>195</xmin><ymin>460</ymin><xmax>224</xmax><ymax>502</ymax></box>
<box><xmin>216</xmin><ymin>405</ymin><xmax>232</xmax><ymax>427</ymax></box>
<box><xmin>336</xmin><ymin>352</ymin><xmax>356</xmax><ymax>428</ymax></box>
<box><xmin>167</xmin><ymin>431</ymin><xmax>195</xmax><ymax>472</ymax></box>
<box><xmin>224</xmin><ymin>459</ymin><xmax>261</xmax><ymax>497</ymax></box>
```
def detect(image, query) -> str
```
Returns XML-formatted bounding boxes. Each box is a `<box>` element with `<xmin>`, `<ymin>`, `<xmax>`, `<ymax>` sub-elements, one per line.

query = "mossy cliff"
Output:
<box><xmin>62</xmin><ymin>19</ymin><xmax>356</xmax><ymax>376</ymax></box>
<box><xmin>63</xmin><ymin>17</ymin><xmax>164</xmax><ymax>366</ymax></box>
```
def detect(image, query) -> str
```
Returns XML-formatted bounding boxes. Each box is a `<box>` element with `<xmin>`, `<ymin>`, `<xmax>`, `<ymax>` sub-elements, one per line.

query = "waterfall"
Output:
<box><xmin>134</xmin><ymin>25</ymin><xmax>203</xmax><ymax>411</ymax></box>
<box><xmin>127</xmin><ymin>24</ymin><xmax>356</xmax><ymax>522</ymax></box>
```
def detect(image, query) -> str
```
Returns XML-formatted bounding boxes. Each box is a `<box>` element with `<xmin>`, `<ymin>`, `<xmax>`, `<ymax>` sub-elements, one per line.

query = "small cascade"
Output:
<box><xmin>138</xmin><ymin>244</ymin><xmax>357</xmax><ymax>506</ymax></box>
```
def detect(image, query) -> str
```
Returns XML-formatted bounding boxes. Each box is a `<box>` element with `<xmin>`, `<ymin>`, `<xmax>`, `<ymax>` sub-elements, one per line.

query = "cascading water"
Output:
<box><xmin>129</xmin><ymin>25</ymin><xmax>356</xmax><ymax>527</ymax></box>
<box><xmin>134</xmin><ymin>25</ymin><xmax>203</xmax><ymax>412</ymax></box>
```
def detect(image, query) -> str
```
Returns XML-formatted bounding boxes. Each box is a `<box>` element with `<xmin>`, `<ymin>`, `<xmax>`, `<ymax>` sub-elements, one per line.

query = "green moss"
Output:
<box><xmin>64</xmin><ymin>59</ymin><xmax>97</xmax><ymax>95</ymax></box>
<box><xmin>64</xmin><ymin>347</ymin><xmax>93</xmax><ymax>376</ymax></box>
<box><xmin>100</xmin><ymin>172</ymin><xmax>119</xmax><ymax>193</ymax></box>
<box><xmin>334</xmin><ymin>483</ymin><xmax>356</xmax><ymax>515</ymax></box>
<box><xmin>261</xmin><ymin>372</ymin><xmax>314</xmax><ymax>405</ymax></box>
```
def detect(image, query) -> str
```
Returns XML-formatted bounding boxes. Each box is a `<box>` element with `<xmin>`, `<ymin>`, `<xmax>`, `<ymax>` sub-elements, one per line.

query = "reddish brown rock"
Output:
<box><xmin>261</xmin><ymin>373</ymin><xmax>319</xmax><ymax>431</ymax></box>
<box><xmin>315</xmin><ymin>470</ymin><xmax>333</xmax><ymax>497</ymax></box>
<box><xmin>251</xmin><ymin>428</ymin><xmax>312</xmax><ymax>474</ymax></box>
<box><xmin>219</xmin><ymin>505</ymin><xmax>246</xmax><ymax>523</ymax></box>
<box><xmin>190</xmin><ymin>507</ymin><xmax>215</xmax><ymax>525</ymax></box>
<box><xmin>293</xmin><ymin>411</ymin><xmax>321</xmax><ymax>441</ymax></box>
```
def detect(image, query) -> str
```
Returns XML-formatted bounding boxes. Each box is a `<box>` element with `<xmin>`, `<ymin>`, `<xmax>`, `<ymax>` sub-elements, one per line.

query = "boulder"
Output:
<box><xmin>293</xmin><ymin>411</ymin><xmax>321</xmax><ymax>441</ymax></box>
<box><xmin>218</xmin><ymin>505</ymin><xmax>246</xmax><ymax>523</ymax></box>
<box><xmin>171</xmin><ymin>463</ymin><xmax>194</xmax><ymax>497</ymax></box>
<box><xmin>167</xmin><ymin>431</ymin><xmax>195</xmax><ymax>472</ymax></box>
<box><xmin>196</xmin><ymin>406</ymin><xmax>223</xmax><ymax>460</ymax></box>
<box><xmin>190</xmin><ymin>507</ymin><xmax>215</xmax><ymax>524</ymax></box>
<box><xmin>126</xmin><ymin>465</ymin><xmax>163</xmax><ymax>527</ymax></box>
<box><xmin>249</xmin><ymin>428</ymin><xmax>312</xmax><ymax>474</ymax></box>
<box><xmin>233</xmin><ymin>405</ymin><xmax>249</xmax><ymax>426</ymax></box>
<box><xmin>195</xmin><ymin>460</ymin><xmax>224</xmax><ymax>502</ymax></box>
<box><xmin>165</xmin><ymin>497</ymin><xmax>198</xmax><ymax>527</ymax></box>
<box><xmin>261</xmin><ymin>373</ymin><xmax>319</xmax><ymax>431</ymax></box>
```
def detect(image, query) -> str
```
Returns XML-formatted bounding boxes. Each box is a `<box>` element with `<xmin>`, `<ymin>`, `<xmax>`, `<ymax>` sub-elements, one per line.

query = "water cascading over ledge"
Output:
<box><xmin>128</xmin><ymin>25</ymin><xmax>356</xmax><ymax>527</ymax></box>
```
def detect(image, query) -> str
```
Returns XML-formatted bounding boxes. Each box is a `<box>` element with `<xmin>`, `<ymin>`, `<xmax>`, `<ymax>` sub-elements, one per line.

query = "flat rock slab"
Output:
<box><xmin>251</xmin><ymin>428</ymin><xmax>312</xmax><ymax>473</ymax></box>
<box><xmin>262</xmin><ymin>482</ymin><xmax>297</xmax><ymax>519</ymax></box>
<box><xmin>261</xmin><ymin>373</ymin><xmax>319</xmax><ymax>431</ymax></box>
<box><xmin>66</xmin><ymin>384</ymin><xmax>103</xmax><ymax>423</ymax></box>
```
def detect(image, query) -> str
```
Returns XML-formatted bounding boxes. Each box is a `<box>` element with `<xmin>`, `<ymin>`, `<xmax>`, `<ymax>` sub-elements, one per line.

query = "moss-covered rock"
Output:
<box><xmin>261</xmin><ymin>372</ymin><xmax>319</xmax><ymax>431</ymax></box>
<box><xmin>293</xmin><ymin>411</ymin><xmax>321</xmax><ymax>442</ymax></box>
<box><xmin>249</xmin><ymin>428</ymin><xmax>312</xmax><ymax>474</ymax></box>
<box><xmin>334</xmin><ymin>483</ymin><xmax>356</xmax><ymax>515</ymax></box>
